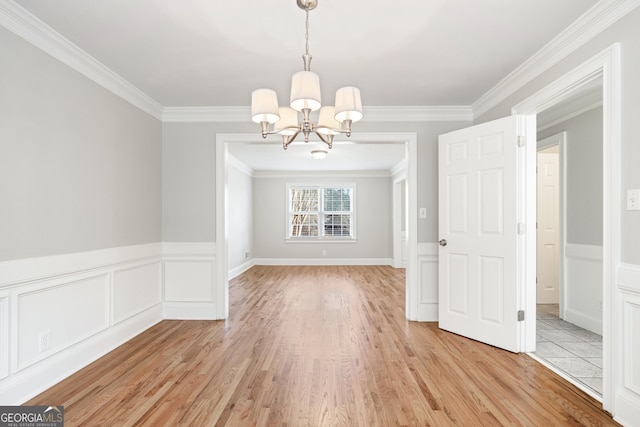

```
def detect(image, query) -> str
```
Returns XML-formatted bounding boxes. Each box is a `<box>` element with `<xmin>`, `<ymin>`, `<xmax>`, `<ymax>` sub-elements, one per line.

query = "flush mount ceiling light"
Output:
<box><xmin>251</xmin><ymin>0</ymin><xmax>363</xmax><ymax>150</ymax></box>
<box><xmin>311</xmin><ymin>149</ymin><xmax>328</xmax><ymax>160</ymax></box>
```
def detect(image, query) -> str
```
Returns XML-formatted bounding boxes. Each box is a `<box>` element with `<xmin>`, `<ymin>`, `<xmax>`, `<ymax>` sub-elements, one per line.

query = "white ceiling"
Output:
<box><xmin>13</xmin><ymin>0</ymin><xmax>599</xmax><ymax>108</ymax></box>
<box><xmin>9</xmin><ymin>0</ymin><xmax>601</xmax><ymax>171</ymax></box>
<box><xmin>228</xmin><ymin>140</ymin><xmax>406</xmax><ymax>172</ymax></box>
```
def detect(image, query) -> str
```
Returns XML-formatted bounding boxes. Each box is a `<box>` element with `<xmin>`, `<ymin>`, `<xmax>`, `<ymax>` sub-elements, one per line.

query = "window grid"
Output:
<box><xmin>288</xmin><ymin>185</ymin><xmax>354</xmax><ymax>239</ymax></box>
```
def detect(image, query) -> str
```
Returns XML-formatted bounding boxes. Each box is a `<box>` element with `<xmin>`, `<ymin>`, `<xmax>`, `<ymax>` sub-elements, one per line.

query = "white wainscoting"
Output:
<box><xmin>0</xmin><ymin>243</ymin><xmax>163</xmax><ymax>405</ymax></box>
<box><xmin>615</xmin><ymin>262</ymin><xmax>640</xmax><ymax>426</ymax></box>
<box><xmin>162</xmin><ymin>242</ymin><xmax>217</xmax><ymax>320</ymax></box>
<box><xmin>564</xmin><ymin>243</ymin><xmax>603</xmax><ymax>334</ymax></box>
<box><xmin>417</xmin><ymin>243</ymin><xmax>439</xmax><ymax>321</ymax></box>
<box><xmin>0</xmin><ymin>292</ymin><xmax>9</xmax><ymax>381</ymax></box>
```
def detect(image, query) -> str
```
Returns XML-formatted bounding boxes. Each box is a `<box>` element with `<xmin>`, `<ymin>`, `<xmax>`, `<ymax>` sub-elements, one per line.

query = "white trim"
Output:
<box><xmin>162</xmin><ymin>242</ymin><xmax>215</xmax><ymax>257</ymax></box>
<box><xmin>0</xmin><ymin>292</ymin><xmax>9</xmax><ymax>381</ymax></box>
<box><xmin>618</xmin><ymin>263</ymin><xmax>640</xmax><ymax>293</ymax></box>
<box><xmin>417</xmin><ymin>243</ymin><xmax>439</xmax><ymax>256</ymax></box>
<box><xmin>473</xmin><ymin>0</ymin><xmax>640</xmax><ymax>118</ymax></box>
<box><xmin>286</xmin><ymin>182</ymin><xmax>356</xmax><ymax>241</ymax></box>
<box><xmin>253</xmin><ymin>258</ymin><xmax>392</xmax><ymax>266</ymax></box>
<box><xmin>228</xmin><ymin>259</ymin><xmax>254</xmax><ymax>280</ymax></box>
<box><xmin>390</xmin><ymin>159</ymin><xmax>407</xmax><ymax>179</ymax></box>
<box><xmin>512</xmin><ymin>43</ymin><xmax>621</xmax><ymax>415</ymax></box>
<box><xmin>252</xmin><ymin>170</ymin><xmax>392</xmax><ymax>179</ymax></box>
<box><xmin>1</xmin><ymin>305</ymin><xmax>161</xmax><ymax>405</ymax></box>
<box><xmin>0</xmin><ymin>243</ymin><xmax>162</xmax><ymax>288</ymax></box>
<box><xmin>163</xmin><ymin>105</ymin><xmax>473</xmax><ymax>123</ymax></box>
<box><xmin>565</xmin><ymin>243</ymin><xmax>603</xmax><ymax>261</ymax></box>
<box><xmin>162</xmin><ymin>302</ymin><xmax>218</xmax><ymax>320</ymax></box>
<box><xmin>0</xmin><ymin>0</ymin><xmax>163</xmax><ymax>120</ymax></box>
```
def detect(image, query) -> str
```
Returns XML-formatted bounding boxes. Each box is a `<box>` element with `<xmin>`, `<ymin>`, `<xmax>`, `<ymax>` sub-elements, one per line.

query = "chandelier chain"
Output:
<box><xmin>305</xmin><ymin>9</ymin><xmax>310</xmax><ymax>57</ymax></box>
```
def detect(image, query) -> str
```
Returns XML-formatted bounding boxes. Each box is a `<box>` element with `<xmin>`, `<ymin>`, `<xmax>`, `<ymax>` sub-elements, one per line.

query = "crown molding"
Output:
<box><xmin>0</xmin><ymin>0</ymin><xmax>164</xmax><ymax>120</ymax></box>
<box><xmin>252</xmin><ymin>170</ymin><xmax>392</xmax><ymax>179</ymax></box>
<box><xmin>162</xmin><ymin>105</ymin><xmax>473</xmax><ymax>123</ymax></box>
<box><xmin>472</xmin><ymin>0</ymin><xmax>640</xmax><ymax>119</ymax></box>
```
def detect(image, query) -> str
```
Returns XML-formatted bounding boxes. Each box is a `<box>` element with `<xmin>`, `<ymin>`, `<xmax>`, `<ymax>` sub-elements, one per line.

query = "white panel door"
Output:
<box><xmin>537</xmin><ymin>150</ymin><xmax>560</xmax><ymax>304</ymax></box>
<box><xmin>438</xmin><ymin>116</ymin><xmax>520</xmax><ymax>352</ymax></box>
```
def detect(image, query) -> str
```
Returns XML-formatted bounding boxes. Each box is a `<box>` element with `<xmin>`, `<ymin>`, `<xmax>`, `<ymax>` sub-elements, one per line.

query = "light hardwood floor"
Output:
<box><xmin>28</xmin><ymin>265</ymin><xmax>618</xmax><ymax>426</ymax></box>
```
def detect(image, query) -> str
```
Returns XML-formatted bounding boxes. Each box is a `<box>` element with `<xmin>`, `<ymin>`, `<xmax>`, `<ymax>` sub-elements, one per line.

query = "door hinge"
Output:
<box><xmin>517</xmin><ymin>135</ymin><xmax>526</xmax><ymax>147</ymax></box>
<box><xmin>517</xmin><ymin>223</ymin><xmax>526</xmax><ymax>234</ymax></box>
<box><xmin>517</xmin><ymin>310</ymin><xmax>525</xmax><ymax>321</ymax></box>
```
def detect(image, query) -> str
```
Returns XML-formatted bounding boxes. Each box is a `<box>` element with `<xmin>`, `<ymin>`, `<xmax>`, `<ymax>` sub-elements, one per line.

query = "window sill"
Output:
<box><xmin>285</xmin><ymin>238</ymin><xmax>357</xmax><ymax>244</ymax></box>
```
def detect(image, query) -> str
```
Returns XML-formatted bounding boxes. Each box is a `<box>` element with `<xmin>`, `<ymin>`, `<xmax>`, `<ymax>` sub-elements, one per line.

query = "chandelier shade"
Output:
<box><xmin>290</xmin><ymin>71</ymin><xmax>322</xmax><ymax>112</ymax></box>
<box><xmin>250</xmin><ymin>0</ymin><xmax>363</xmax><ymax>150</ymax></box>
<box><xmin>251</xmin><ymin>89</ymin><xmax>280</xmax><ymax>124</ymax></box>
<box><xmin>317</xmin><ymin>106</ymin><xmax>340</xmax><ymax>135</ymax></box>
<box><xmin>274</xmin><ymin>107</ymin><xmax>299</xmax><ymax>135</ymax></box>
<box><xmin>335</xmin><ymin>86</ymin><xmax>363</xmax><ymax>122</ymax></box>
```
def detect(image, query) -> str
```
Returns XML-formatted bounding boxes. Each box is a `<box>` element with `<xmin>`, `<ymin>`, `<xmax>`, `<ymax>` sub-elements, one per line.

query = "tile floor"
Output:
<box><xmin>534</xmin><ymin>304</ymin><xmax>603</xmax><ymax>395</ymax></box>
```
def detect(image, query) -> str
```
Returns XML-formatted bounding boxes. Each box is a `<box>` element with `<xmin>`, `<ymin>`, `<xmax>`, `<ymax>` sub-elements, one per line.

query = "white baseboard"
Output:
<box><xmin>0</xmin><ymin>304</ymin><xmax>161</xmax><ymax>405</ymax></box>
<box><xmin>253</xmin><ymin>258</ymin><xmax>393</xmax><ymax>266</ymax></box>
<box><xmin>163</xmin><ymin>302</ymin><xmax>219</xmax><ymax>320</ymax></box>
<box><xmin>229</xmin><ymin>259</ymin><xmax>254</xmax><ymax>279</ymax></box>
<box><xmin>564</xmin><ymin>308</ymin><xmax>603</xmax><ymax>335</ymax></box>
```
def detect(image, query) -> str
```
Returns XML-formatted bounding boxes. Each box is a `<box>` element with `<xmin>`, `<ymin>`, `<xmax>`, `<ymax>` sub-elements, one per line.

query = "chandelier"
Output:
<box><xmin>250</xmin><ymin>0</ymin><xmax>363</xmax><ymax>150</ymax></box>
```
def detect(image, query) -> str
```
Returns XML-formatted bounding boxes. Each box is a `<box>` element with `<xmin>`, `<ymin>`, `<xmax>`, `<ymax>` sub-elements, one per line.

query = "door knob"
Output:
<box><xmin>439</xmin><ymin>239</ymin><xmax>447</xmax><ymax>247</ymax></box>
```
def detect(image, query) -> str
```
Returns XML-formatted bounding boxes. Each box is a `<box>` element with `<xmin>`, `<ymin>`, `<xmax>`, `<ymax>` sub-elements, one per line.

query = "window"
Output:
<box><xmin>288</xmin><ymin>184</ymin><xmax>355</xmax><ymax>239</ymax></box>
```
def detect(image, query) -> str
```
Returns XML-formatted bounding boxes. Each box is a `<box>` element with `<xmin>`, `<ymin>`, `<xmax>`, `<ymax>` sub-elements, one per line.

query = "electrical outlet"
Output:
<box><xmin>322</xmin><ymin>249</ymin><xmax>327</xmax><ymax>256</ymax></box>
<box><xmin>244</xmin><ymin>251</ymin><xmax>250</xmax><ymax>259</ymax></box>
<box><xmin>39</xmin><ymin>330</ymin><xmax>52</xmax><ymax>353</ymax></box>
<box><xmin>627</xmin><ymin>189</ymin><xmax>640</xmax><ymax>211</ymax></box>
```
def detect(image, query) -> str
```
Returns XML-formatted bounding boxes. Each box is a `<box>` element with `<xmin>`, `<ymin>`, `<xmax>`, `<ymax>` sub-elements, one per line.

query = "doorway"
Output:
<box><xmin>513</xmin><ymin>44</ymin><xmax>619</xmax><ymax>412</ymax></box>
<box><xmin>534</xmin><ymin>106</ymin><xmax>605</xmax><ymax>397</ymax></box>
<box><xmin>216</xmin><ymin>132</ymin><xmax>420</xmax><ymax>321</ymax></box>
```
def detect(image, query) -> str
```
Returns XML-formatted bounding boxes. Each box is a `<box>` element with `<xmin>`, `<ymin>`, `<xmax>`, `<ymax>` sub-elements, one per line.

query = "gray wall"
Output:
<box><xmin>538</xmin><ymin>107</ymin><xmax>603</xmax><ymax>246</ymax></box>
<box><xmin>228</xmin><ymin>162</ymin><xmax>253</xmax><ymax>268</ymax></box>
<box><xmin>0</xmin><ymin>28</ymin><xmax>162</xmax><ymax>261</ymax></box>
<box><xmin>161</xmin><ymin>121</ymin><xmax>469</xmax><ymax>246</ymax></box>
<box><xmin>475</xmin><ymin>7</ymin><xmax>640</xmax><ymax>265</ymax></box>
<box><xmin>252</xmin><ymin>175</ymin><xmax>392</xmax><ymax>259</ymax></box>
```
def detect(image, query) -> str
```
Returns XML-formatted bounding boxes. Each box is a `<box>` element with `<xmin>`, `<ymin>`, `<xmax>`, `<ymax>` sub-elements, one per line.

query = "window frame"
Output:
<box><xmin>286</xmin><ymin>183</ymin><xmax>356</xmax><ymax>242</ymax></box>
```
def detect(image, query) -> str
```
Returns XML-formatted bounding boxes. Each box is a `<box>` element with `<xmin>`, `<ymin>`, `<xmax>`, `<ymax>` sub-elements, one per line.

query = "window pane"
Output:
<box><xmin>324</xmin><ymin>188</ymin><xmax>351</xmax><ymax>212</ymax></box>
<box><xmin>324</xmin><ymin>214</ymin><xmax>351</xmax><ymax>236</ymax></box>
<box><xmin>291</xmin><ymin>188</ymin><xmax>318</xmax><ymax>212</ymax></box>
<box><xmin>291</xmin><ymin>214</ymin><xmax>318</xmax><ymax>237</ymax></box>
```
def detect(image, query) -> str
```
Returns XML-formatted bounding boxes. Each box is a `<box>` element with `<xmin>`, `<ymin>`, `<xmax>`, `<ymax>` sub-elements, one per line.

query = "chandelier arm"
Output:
<box><xmin>283</xmin><ymin>131</ymin><xmax>302</xmax><ymax>150</ymax></box>
<box><xmin>313</xmin><ymin>130</ymin><xmax>334</xmax><ymax>149</ymax></box>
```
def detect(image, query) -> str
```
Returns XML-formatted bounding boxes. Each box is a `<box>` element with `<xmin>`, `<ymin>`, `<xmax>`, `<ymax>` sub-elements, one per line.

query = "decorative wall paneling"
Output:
<box><xmin>0</xmin><ymin>243</ymin><xmax>163</xmax><ymax>404</ymax></box>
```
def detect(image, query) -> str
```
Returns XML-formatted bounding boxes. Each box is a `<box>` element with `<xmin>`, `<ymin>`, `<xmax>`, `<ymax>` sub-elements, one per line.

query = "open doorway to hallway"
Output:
<box><xmin>531</xmin><ymin>80</ymin><xmax>604</xmax><ymax>399</ymax></box>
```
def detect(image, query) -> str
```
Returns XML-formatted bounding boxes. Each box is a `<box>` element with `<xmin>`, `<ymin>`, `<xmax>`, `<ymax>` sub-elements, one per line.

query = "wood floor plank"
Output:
<box><xmin>27</xmin><ymin>265</ymin><xmax>618</xmax><ymax>426</ymax></box>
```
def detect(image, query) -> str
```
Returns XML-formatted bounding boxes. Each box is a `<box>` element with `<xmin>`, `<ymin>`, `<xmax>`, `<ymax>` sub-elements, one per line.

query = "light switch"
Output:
<box><xmin>628</xmin><ymin>189</ymin><xmax>640</xmax><ymax>211</ymax></box>
<box><xmin>419</xmin><ymin>208</ymin><xmax>427</xmax><ymax>219</ymax></box>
